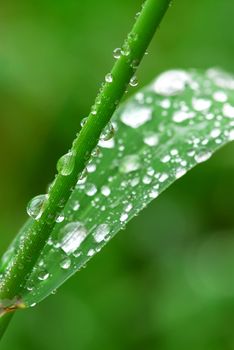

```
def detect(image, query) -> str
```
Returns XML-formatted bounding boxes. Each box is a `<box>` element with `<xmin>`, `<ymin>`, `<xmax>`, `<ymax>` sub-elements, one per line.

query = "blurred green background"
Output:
<box><xmin>1</xmin><ymin>0</ymin><xmax>234</xmax><ymax>349</ymax></box>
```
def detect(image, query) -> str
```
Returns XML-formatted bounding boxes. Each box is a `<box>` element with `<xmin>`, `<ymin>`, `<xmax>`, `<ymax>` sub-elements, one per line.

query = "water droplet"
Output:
<box><xmin>121</xmin><ymin>106</ymin><xmax>151</xmax><ymax>128</ymax></box>
<box><xmin>105</xmin><ymin>73</ymin><xmax>113</xmax><ymax>83</ymax></box>
<box><xmin>85</xmin><ymin>183</ymin><xmax>97</xmax><ymax>196</ymax></box>
<box><xmin>56</xmin><ymin>211</ymin><xmax>65</xmax><ymax>223</ymax></box>
<box><xmin>175</xmin><ymin>168</ymin><xmax>186</xmax><ymax>179</ymax></box>
<box><xmin>57</xmin><ymin>152</ymin><xmax>75</xmax><ymax>176</ymax></box>
<box><xmin>120</xmin><ymin>213</ymin><xmax>128</xmax><ymax>222</ymax></box>
<box><xmin>213</xmin><ymin>91</ymin><xmax>227</xmax><ymax>102</ymax></box>
<box><xmin>59</xmin><ymin>222</ymin><xmax>88</xmax><ymax>254</ymax></box>
<box><xmin>98</xmin><ymin>138</ymin><xmax>115</xmax><ymax>149</ymax></box>
<box><xmin>223</xmin><ymin>103</ymin><xmax>234</xmax><ymax>118</ymax></box>
<box><xmin>149</xmin><ymin>189</ymin><xmax>159</xmax><ymax>199</ymax></box>
<box><xmin>159</xmin><ymin>173</ymin><xmax>169</xmax><ymax>183</ymax></box>
<box><xmin>192</xmin><ymin>98</ymin><xmax>212</xmax><ymax>112</ymax></box>
<box><xmin>100</xmin><ymin>122</ymin><xmax>115</xmax><ymax>141</ymax></box>
<box><xmin>113</xmin><ymin>48</ymin><xmax>121</xmax><ymax>59</ymax></box>
<box><xmin>87</xmin><ymin>249</ymin><xmax>95</xmax><ymax>257</ymax></box>
<box><xmin>72</xmin><ymin>200</ymin><xmax>80</xmax><ymax>211</ymax></box>
<box><xmin>173</xmin><ymin>110</ymin><xmax>195</xmax><ymax>123</ymax></box>
<box><xmin>143</xmin><ymin>132</ymin><xmax>159</xmax><ymax>147</ymax></box>
<box><xmin>60</xmin><ymin>257</ymin><xmax>71</xmax><ymax>270</ymax></box>
<box><xmin>130</xmin><ymin>75</ymin><xmax>138</xmax><ymax>87</ymax></box>
<box><xmin>80</xmin><ymin>117</ymin><xmax>88</xmax><ymax>127</ymax></box>
<box><xmin>101</xmin><ymin>185</ymin><xmax>111</xmax><ymax>197</ymax></box>
<box><xmin>210</xmin><ymin>128</ymin><xmax>221</xmax><ymax>138</ymax></box>
<box><xmin>119</xmin><ymin>154</ymin><xmax>141</xmax><ymax>173</ymax></box>
<box><xmin>195</xmin><ymin>150</ymin><xmax>212</xmax><ymax>163</ymax></box>
<box><xmin>121</xmin><ymin>42</ymin><xmax>130</xmax><ymax>56</ymax></box>
<box><xmin>27</xmin><ymin>194</ymin><xmax>48</xmax><ymax>220</ymax></box>
<box><xmin>38</xmin><ymin>269</ymin><xmax>49</xmax><ymax>281</ymax></box>
<box><xmin>153</xmin><ymin>70</ymin><xmax>191</xmax><ymax>96</ymax></box>
<box><xmin>93</xmin><ymin>224</ymin><xmax>110</xmax><ymax>243</ymax></box>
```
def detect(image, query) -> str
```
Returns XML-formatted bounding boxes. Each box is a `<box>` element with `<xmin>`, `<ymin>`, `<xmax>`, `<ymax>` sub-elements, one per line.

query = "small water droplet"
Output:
<box><xmin>38</xmin><ymin>269</ymin><xmax>49</xmax><ymax>281</ymax></box>
<box><xmin>223</xmin><ymin>103</ymin><xmax>234</xmax><ymax>118</ymax></box>
<box><xmin>85</xmin><ymin>183</ymin><xmax>97</xmax><ymax>196</ymax></box>
<box><xmin>56</xmin><ymin>211</ymin><xmax>65</xmax><ymax>223</ymax></box>
<box><xmin>195</xmin><ymin>150</ymin><xmax>212</xmax><ymax>163</ymax></box>
<box><xmin>101</xmin><ymin>185</ymin><xmax>111</xmax><ymax>197</ymax></box>
<box><xmin>60</xmin><ymin>257</ymin><xmax>71</xmax><ymax>270</ymax></box>
<box><xmin>130</xmin><ymin>75</ymin><xmax>138</xmax><ymax>87</ymax></box>
<box><xmin>100</xmin><ymin>122</ymin><xmax>115</xmax><ymax>141</ymax></box>
<box><xmin>87</xmin><ymin>249</ymin><xmax>95</xmax><ymax>257</ymax></box>
<box><xmin>113</xmin><ymin>48</ymin><xmax>121</xmax><ymax>59</ymax></box>
<box><xmin>105</xmin><ymin>73</ymin><xmax>113</xmax><ymax>83</ymax></box>
<box><xmin>120</xmin><ymin>213</ymin><xmax>128</xmax><ymax>222</ymax></box>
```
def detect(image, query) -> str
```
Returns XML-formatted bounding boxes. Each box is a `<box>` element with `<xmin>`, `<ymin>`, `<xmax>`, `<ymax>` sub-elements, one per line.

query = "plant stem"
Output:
<box><xmin>0</xmin><ymin>0</ymin><xmax>171</xmax><ymax>339</ymax></box>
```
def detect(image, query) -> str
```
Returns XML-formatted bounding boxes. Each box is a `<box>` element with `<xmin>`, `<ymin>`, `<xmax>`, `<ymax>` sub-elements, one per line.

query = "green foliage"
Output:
<box><xmin>1</xmin><ymin>68</ymin><xmax>234</xmax><ymax>308</ymax></box>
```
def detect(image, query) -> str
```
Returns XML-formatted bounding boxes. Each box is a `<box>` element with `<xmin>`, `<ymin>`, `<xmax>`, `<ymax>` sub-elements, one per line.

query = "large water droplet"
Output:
<box><xmin>121</xmin><ymin>106</ymin><xmax>151</xmax><ymax>128</ymax></box>
<box><xmin>27</xmin><ymin>194</ymin><xmax>48</xmax><ymax>220</ymax></box>
<box><xmin>57</xmin><ymin>152</ymin><xmax>75</xmax><ymax>176</ymax></box>
<box><xmin>153</xmin><ymin>70</ymin><xmax>191</xmax><ymax>96</ymax></box>
<box><xmin>58</xmin><ymin>222</ymin><xmax>88</xmax><ymax>254</ymax></box>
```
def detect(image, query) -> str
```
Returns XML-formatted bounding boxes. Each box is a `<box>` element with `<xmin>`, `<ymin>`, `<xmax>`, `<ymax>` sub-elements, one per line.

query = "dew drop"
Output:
<box><xmin>105</xmin><ymin>73</ymin><xmax>113</xmax><ymax>83</ymax></box>
<box><xmin>195</xmin><ymin>150</ymin><xmax>212</xmax><ymax>163</ymax></box>
<box><xmin>27</xmin><ymin>194</ymin><xmax>48</xmax><ymax>220</ymax></box>
<box><xmin>60</xmin><ymin>257</ymin><xmax>71</xmax><ymax>270</ymax></box>
<box><xmin>121</xmin><ymin>106</ymin><xmax>151</xmax><ymax>128</ymax></box>
<box><xmin>153</xmin><ymin>70</ymin><xmax>191</xmax><ymax>96</ymax></box>
<box><xmin>120</xmin><ymin>213</ymin><xmax>128</xmax><ymax>222</ymax></box>
<box><xmin>149</xmin><ymin>189</ymin><xmax>159</xmax><ymax>199</ymax></box>
<box><xmin>143</xmin><ymin>132</ymin><xmax>159</xmax><ymax>147</ymax></box>
<box><xmin>100</xmin><ymin>122</ymin><xmax>115</xmax><ymax>141</ymax></box>
<box><xmin>175</xmin><ymin>168</ymin><xmax>187</xmax><ymax>179</ymax></box>
<box><xmin>130</xmin><ymin>75</ymin><xmax>138</xmax><ymax>87</ymax></box>
<box><xmin>213</xmin><ymin>91</ymin><xmax>227</xmax><ymax>102</ymax></box>
<box><xmin>56</xmin><ymin>211</ymin><xmax>65</xmax><ymax>223</ymax></box>
<box><xmin>87</xmin><ymin>249</ymin><xmax>95</xmax><ymax>257</ymax></box>
<box><xmin>59</xmin><ymin>222</ymin><xmax>88</xmax><ymax>254</ymax></box>
<box><xmin>57</xmin><ymin>152</ymin><xmax>75</xmax><ymax>176</ymax></box>
<box><xmin>119</xmin><ymin>154</ymin><xmax>141</xmax><ymax>173</ymax></box>
<box><xmin>113</xmin><ymin>48</ymin><xmax>121</xmax><ymax>59</ymax></box>
<box><xmin>192</xmin><ymin>98</ymin><xmax>211</xmax><ymax>111</ymax></box>
<box><xmin>223</xmin><ymin>103</ymin><xmax>234</xmax><ymax>118</ymax></box>
<box><xmin>159</xmin><ymin>173</ymin><xmax>169</xmax><ymax>183</ymax></box>
<box><xmin>85</xmin><ymin>183</ymin><xmax>97</xmax><ymax>197</ymax></box>
<box><xmin>38</xmin><ymin>269</ymin><xmax>49</xmax><ymax>281</ymax></box>
<box><xmin>93</xmin><ymin>224</ymin><xmax>110</xmax><ymax>243</ymax></box>
<box><xmin>101</xmin><ymin>185</ymin><xmax>111</xmax><ymax>197</ymax></box>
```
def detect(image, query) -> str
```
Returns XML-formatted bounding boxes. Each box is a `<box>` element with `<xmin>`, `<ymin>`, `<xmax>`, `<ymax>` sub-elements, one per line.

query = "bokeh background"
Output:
<box><xmin>1</xmin><ymin>0</ymin><xmax>234</xmax><ymax>349</ymax></box>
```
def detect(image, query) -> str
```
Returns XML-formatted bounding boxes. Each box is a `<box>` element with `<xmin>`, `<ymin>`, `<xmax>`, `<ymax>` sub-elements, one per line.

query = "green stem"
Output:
<box><xmin>0</xmin><ymin>0</ymin><xmax>171</xmax><ymax>339</ymax></box>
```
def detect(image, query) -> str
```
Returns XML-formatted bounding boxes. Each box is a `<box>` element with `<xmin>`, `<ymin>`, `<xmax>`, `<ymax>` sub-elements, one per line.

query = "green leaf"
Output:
<box><xmin>1</xmin><ymin>68</ymin><xmax>234</xmax><ymax>308</ymax></box>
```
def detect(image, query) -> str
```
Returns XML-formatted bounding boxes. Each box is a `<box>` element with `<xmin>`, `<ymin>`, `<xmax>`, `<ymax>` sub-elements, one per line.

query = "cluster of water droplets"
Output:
<box><xmin>5</xmin><ymin>67</ymin><xmax>234</xmax><ymax>308</ymax></box>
